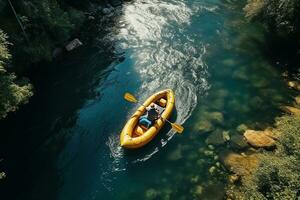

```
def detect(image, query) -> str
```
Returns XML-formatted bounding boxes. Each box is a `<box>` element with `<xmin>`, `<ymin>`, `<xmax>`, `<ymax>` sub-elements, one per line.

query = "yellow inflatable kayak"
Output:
<box><xmin>120</xmin><ymin>89</ymin><xmax>175</xmax><ymax>149</ymax></box>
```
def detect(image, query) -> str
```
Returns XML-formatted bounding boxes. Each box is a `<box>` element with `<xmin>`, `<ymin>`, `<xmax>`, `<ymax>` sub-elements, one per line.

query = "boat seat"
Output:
<box><xmin>158</xmin><ymin>98</ymin><xmax>167</xmax><ymax>107</ymax></box>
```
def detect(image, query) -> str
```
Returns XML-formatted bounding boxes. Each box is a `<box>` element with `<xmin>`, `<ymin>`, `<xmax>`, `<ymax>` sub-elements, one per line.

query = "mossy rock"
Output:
<box><xmin>205</xmin><ymin>129</ymin><xmax>226</xmax><ymax>146</ymax></box>
<box><xmin>230</xmin><ymin>134</ymin><xmax>249</xmax><ymax>150</ymax></box>
<box><xmin>195</xmin><ymin>120</ymin><xmax>214</xmax><ymax>133</ymax></box>
<box><xmin>236</xmin><ymin>124</ymin><xmax>248</xmax><ymax>133</ymax></box>
<box><xmin>208</xmin><ymin>112</ymin><xmax>224</xmax><ymax>124</ymax></box>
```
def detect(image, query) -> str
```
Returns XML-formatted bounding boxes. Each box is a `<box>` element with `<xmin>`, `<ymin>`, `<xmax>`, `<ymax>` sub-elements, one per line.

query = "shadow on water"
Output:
<box><xmin>0</xmin><ymin>40</ymin><xmax>121</xmax><ymax>200</ymax></box>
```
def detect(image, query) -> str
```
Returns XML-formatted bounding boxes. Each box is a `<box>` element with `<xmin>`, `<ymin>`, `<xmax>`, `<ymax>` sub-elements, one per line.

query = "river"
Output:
<box><xmin>0</xmin><ymin>0</ymin><xmax>295</xmax><ymax>199</ymax></box>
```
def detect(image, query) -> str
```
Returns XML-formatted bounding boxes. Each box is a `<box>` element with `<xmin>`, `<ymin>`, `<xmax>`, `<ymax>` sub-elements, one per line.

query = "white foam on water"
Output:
<box><xmin>106</xmin><ymin>0</ymin><xmax>211</xmax><ymax>170</ymax></box>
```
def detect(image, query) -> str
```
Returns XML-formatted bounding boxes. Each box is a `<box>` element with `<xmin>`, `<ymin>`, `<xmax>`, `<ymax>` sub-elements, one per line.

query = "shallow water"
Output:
<box><xmin>0</xmin><ymin>0</ymin><xmax>296</xmax><ymax>199</ymax></box>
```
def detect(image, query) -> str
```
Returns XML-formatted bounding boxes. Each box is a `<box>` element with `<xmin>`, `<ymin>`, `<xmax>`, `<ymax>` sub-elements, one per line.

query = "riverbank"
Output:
<box><xmin>224</xmin><ymin>81</ymin><xmax>300</xmax><ymax>199</ymax></box>
<box><xmin>222</xmin><ymin>1</ymin><xmax>300</xmax><ymax>198</ymax></box>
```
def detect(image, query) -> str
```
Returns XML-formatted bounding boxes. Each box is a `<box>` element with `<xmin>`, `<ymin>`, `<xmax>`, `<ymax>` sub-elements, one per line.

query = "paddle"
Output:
<box><xmin>124</xmin><ymin>92</ymin><xmax>184</xmax><ymax>133</ymax></box>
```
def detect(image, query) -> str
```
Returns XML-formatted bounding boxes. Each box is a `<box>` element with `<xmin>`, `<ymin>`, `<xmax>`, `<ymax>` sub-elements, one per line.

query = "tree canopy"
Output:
<box><xmin>0</xmin><ymin>29</ymin><xmax>33</xmax><ymax>119</ymax></box>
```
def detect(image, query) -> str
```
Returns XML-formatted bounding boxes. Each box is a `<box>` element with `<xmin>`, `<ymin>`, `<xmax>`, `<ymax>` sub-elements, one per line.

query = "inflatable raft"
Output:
<box><xmin>120</xmin><ymin>89</ymin><xmax>175</xmax><ymax>149</ymax></box>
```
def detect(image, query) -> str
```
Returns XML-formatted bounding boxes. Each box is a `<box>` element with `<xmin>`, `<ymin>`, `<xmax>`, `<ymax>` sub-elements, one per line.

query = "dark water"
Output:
<box><xmin>0</xmin><ymin>0</ymin><xmax>296</xmax><ymax>199</ymax></box>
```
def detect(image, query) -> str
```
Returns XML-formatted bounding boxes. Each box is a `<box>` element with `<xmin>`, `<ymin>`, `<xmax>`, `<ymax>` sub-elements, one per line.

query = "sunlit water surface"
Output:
<box><xmin>0</xmin><ymin>0</ymin><xmax>296</xmax><ymax>200</ymax></box>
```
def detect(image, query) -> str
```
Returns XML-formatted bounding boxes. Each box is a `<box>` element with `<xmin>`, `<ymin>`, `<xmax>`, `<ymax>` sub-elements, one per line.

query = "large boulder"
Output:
<box><xmin>280</xmin><ymin>106</ymin><xmax>300</xmax><ymax>115</ymax></box>
<box><xmin>244</xmin><ymin>130</ymin><xmax>276</xmax><ymax>148</ymax></box>
<box><xmin>220</xmin><ymin>150</ymin><xmax>258</xmax><ymax>177</ymax></box>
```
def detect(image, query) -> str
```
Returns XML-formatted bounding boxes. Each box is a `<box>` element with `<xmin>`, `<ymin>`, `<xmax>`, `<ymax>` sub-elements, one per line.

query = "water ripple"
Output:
<box><xmin>106</xmin><ymin>0</ymin><xmax>210</xmax><ymax>165</ymax></box>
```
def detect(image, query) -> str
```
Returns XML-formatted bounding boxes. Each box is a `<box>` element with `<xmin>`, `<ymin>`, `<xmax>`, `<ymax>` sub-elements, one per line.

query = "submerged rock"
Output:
<box><xmin>244</xmin><ymin>130</ymin><xmax>276</xmax><ymax>148</ymax></box>
<box><xmin>102</xmin><ymin>7</ymin><xmax>112</xmax><ymax>15</ymax></box>
<box><xmin>236</xmin><ymin>124</ymin><xmax>248</xmax><ymax>133</ymax></box>
<box><xmin>222</xmin><ymin>131</ymin><xmax>231</xmax><ymax>141</ymax></box>
<box><xmin>205</xmin><ymin>129</ymin><xmax>226</xmax><ymax>146</ymax></box>
<box><xmin>192</xmin><ymin>185</ymin><xmax>203</xmax><ymax>197</ymax></box>
<box><xmin>145</xmin><ymin>188</ymin><xmax>159</xmax><ymax>200</ymax></box>
<box><xmin>232</xmin><ymin>67</ymin><xmax>248</xmax><ymax>81</ymax></box>
<box><xmin>251</xmin><ymin>76</ymin><xmax>269</xmax><ymax>88</ymax></box>
<box><xmin>215</xmin><ymin>89</ymin><xmax>229</xmax><ymax>98</ymax></box>
<box><xmin>222</xmin><ymin>59</ymin><xmax>236</xmax><ymax>67</ymax></box>
<box><xmin>249</xmin><ymin>96</ymin><xmax>263</xmax><ymax>108</ymax></box>
<box><xmin>208</xmin><ymin>112</ymin><xmax>224</xmax><ymax>124</ymax></box>
<box><xmin>195</xmin><ymin>120</ymin><xmax>214</xmax><ymax>133</ymax></box>
<box><xmin>230</xmin><ymin>134</ymin><xmax>249</xmax><ymax>150</ymax></box>
<box><xmin>167</xmin><ymin>148</ymin><xmax>182</xmax><ymax>161</ymax></box>
<box><xmin>203</xmin><ymin>150</ymin><xmax>214</xmax><ymax>157</ymax></box>
<box><xmin>210</xmin><ymin>98</ymin><xmax>225</xmax><ymax>110</ymax></box>
<box><xmin>110</xmin><ymin>0</ymin><xmax>122</xmax><ymax>7</ymax></box>
<box><xmin>190</xmin><ymin>175</ymin><xmax>199</xmax><ymax>183</ymax></box>
<box><xmin>280</xmin><ymin>106</ymin><xmax>300</xmax><ymax>115</ymax></box>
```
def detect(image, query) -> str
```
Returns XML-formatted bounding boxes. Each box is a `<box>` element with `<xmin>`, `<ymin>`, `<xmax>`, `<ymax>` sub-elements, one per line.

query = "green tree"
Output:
<box><xmin>0</xmin><ymin>29</ymin><xmax>33</xmax><ymax>119</ymax></box>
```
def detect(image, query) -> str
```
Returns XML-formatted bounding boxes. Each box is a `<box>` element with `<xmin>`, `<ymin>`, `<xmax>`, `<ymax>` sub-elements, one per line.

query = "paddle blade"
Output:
<box><xmin>171</xmin><ymin>123</ymin><xmax>184</xmax><ymax>134</ymax></box>
<box><xmin>124</xmin><ymin>92</ymin><xmax>138</xmax><ymax>103</ymax></box>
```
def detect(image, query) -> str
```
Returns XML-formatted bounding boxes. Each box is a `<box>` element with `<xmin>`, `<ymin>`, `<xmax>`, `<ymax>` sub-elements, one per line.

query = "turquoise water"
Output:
<box><xmin>0</xmin><ymin>0</ymin><xmax>296</xmax><ymax>199</ymax></box>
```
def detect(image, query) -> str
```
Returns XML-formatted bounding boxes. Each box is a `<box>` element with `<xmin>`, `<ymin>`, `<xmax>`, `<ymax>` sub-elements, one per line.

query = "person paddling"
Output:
<box><xmin>139</xmin><ymin>103</ymin><xmax>160</xmax><ymax>128</ymax></box>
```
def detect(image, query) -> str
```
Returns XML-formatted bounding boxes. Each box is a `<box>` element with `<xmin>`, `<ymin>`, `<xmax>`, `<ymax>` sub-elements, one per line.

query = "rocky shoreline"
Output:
<box><xmin>223</xmin><ymin>80</ymin><xmax>300</xmax><ymax>199</ymax></box>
